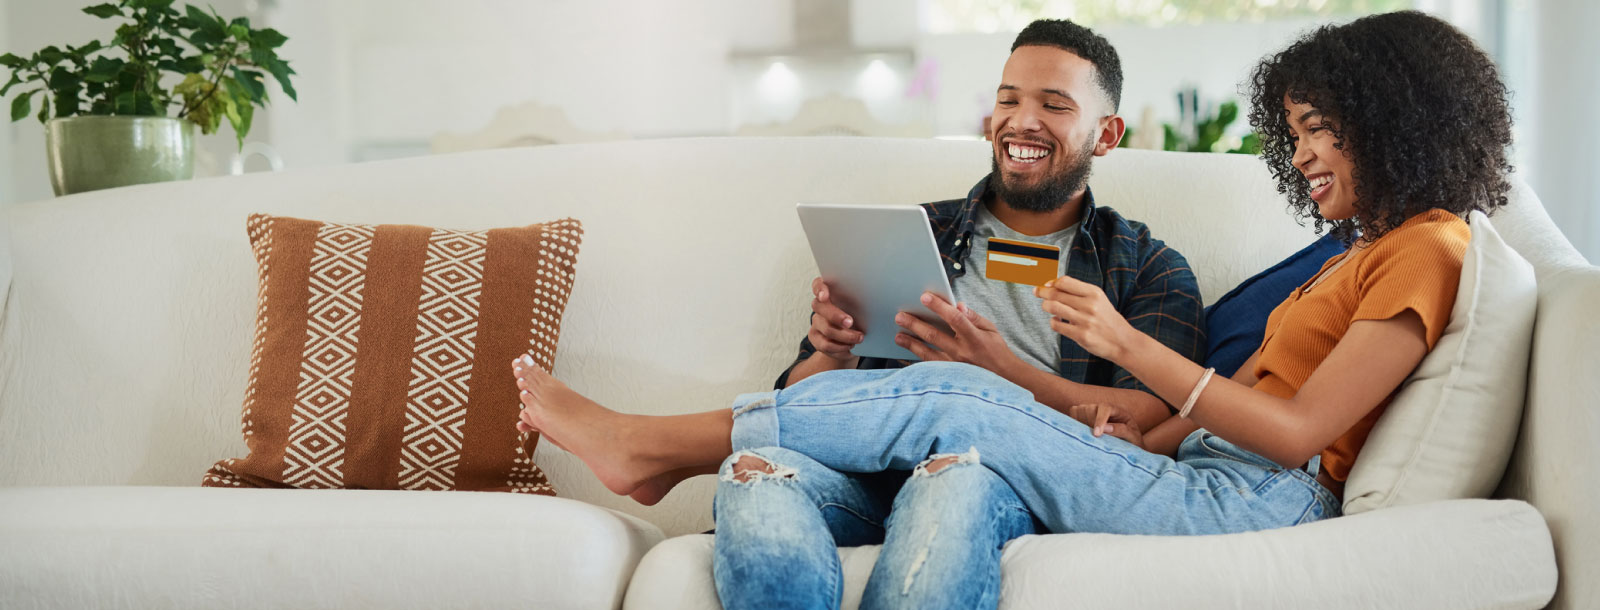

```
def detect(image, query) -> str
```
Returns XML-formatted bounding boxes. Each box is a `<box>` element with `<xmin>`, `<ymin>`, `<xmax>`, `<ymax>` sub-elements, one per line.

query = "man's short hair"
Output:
<box><xmin>1011</xmin><ymin>19</ymin><xmax>1123</xmax><ymax>113</ymax></box>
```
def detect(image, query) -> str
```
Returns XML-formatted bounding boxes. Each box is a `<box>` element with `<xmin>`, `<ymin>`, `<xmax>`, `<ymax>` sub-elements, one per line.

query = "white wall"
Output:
<box><xmin>0</xmin><ymin>0</ymin><xmax>10</xmax><ymax>206</ymax></box>
<box><xmin>271</xmin><ymin>0</ymin><xmax>763</xmax><ymax>165</ymax></box>
<box><xmin>4</xmin><ymin>0</ymin><xmax>103</xmax><ymax>204</ymax></box>
<box><xmin>915</xmin><ymin>19</ymin><xmax>1325</xmax><ymax>139</ymax></box>
<box><xmin>1527</xmin><ymin>0</ymin><xmax>1599</xmax><ymax>261</ymax></box>
<box><xmin>7</xmin><ymin>0</ymin><xmax>1597</xmax><ymax>256</ymax></box>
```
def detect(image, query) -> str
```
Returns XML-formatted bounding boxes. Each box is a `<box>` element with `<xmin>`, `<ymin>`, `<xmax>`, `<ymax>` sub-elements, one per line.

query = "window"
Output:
<box><xmin>922</xmin><ymin>0</ymin><xmax>1416</xmax><ymax>32</ymax></box>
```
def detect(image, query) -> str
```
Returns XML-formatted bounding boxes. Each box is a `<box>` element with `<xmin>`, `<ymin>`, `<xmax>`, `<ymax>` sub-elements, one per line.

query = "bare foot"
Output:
<box><xmin>627</xmin><ymin>465</ymin><xmax>716</xmax><ymax>506</ymax></box>
<box><xmin>517</xmin><ymin>418</ymin><xmax>570</xmax><ymax>453</ymax></box>
<box><xmin>629</xmin><ymin>475</ymin><xmax>676</xmax><ymax>506</ymax></box>
<box><xmin>511</xmin><ymin>356</ymin><xmax>660</xmax><ymax>497</ymax></box>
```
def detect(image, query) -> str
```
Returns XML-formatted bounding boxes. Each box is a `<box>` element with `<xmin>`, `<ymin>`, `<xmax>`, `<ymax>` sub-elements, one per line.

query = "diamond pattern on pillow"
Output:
<box><xmin>203</xmin><ymin>214</ymin><xmax>583</xmax><ymax>495</ymax></box>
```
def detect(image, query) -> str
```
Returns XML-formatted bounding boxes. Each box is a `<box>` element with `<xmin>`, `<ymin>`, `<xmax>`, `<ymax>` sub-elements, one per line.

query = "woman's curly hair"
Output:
<box><xmin>1246</xmin><ymin>11</ymin><xmax>1513</xmax><ymax>242</ymax></box>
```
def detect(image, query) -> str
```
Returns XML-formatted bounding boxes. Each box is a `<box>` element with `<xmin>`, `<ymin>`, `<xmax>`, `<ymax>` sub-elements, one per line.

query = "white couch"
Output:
<box><xmin>0</xmin><ymin>138</ymin><xmax>1589</xmax><ymax>609</ymax></box>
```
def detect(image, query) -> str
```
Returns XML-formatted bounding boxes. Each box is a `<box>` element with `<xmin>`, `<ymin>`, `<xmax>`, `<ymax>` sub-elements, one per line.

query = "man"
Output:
<box><xmin>713</xmin><ymin>19</ymin><xmax>1206</xmax><ymax>610</ymax></box>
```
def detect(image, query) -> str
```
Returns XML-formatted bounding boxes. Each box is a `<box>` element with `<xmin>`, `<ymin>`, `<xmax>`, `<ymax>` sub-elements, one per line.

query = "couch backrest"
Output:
<box><xmin>0</xmin><ymin>138</ymin><xmax>1592</xmax><ymax>605</ymax></box>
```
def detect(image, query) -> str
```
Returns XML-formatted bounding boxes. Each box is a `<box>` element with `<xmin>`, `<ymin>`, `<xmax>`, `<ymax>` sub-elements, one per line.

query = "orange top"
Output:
<box><xmin>1251</xmin><ymin>209</ymin><xmax>1468</xmax><ymax>491</ymax></box>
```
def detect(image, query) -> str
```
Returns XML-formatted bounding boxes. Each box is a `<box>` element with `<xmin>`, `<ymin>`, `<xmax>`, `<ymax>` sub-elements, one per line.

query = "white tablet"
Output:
<box><xmin>797</xmin><ymin>203</ymin><xmax>956</xmax><ymax>361</ymax></box>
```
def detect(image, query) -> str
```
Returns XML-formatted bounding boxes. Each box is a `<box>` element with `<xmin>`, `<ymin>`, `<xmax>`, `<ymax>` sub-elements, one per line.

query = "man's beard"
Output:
<box><xmin>990</xmin><ymin>134</ymin><xmax>1096</xmax><ymax>213</ymax></box>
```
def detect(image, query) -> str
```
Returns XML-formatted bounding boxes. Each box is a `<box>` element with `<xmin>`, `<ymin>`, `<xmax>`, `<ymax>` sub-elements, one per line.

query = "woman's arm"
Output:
<box><xmin>1039</xmin><ymin>277</ymin><xmax>1430</xmax><ymax>468</ymax></box>
<box><xmin>893</xmin><ymin>293</ymin><xmax>1174</xmax><ymax>431</ymax></box>
<box><xmin>1009</xmin><ymin>366</ymin><xmax>1174</xmax><ymax>432</ymax></box>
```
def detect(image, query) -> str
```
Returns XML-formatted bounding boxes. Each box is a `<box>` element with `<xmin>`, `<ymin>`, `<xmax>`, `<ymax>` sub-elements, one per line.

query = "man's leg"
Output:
<box><xmin>712</xmin><ymin>446</ymin><xmax>898</xmax><ymax>610</ymax></box>
<box><xmin>861</xmin><ymin>453</ymin><xmax>1038</xmax><ymax>610</ymax></box>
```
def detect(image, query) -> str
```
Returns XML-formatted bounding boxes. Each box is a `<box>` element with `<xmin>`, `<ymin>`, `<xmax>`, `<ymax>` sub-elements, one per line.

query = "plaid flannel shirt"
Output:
<box><xmin>777</xmin><ymin>175</ymin><xmax>1207</xmax><ymax>406</ymax></box>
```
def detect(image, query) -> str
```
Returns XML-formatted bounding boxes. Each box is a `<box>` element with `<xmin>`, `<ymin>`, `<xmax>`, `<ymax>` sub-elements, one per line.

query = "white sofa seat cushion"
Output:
<box><xmin>625</xmin><ymin>499</ymin><xmax>1553</xmax><ymax>610</ymax></box>
<box><xmin>0</xmin><ymin>487</ymin><xmax>664</xmax><ymax>610</ymax></box>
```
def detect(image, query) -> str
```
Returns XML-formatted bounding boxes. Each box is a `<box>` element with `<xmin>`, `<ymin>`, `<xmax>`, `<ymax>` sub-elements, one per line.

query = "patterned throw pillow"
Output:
<box><xmin>203</xmin><ymin>214</ymin><xmax>582</xmax><ymax>495</ymax></box>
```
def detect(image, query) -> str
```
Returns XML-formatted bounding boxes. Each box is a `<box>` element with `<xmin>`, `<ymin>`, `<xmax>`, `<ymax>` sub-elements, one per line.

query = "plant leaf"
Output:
<box><xmin>253</xmin><ymin>28</ymin><xmax>288</xmax><ymax>49</ymax></box>
<box><xmin>11</xmin><ymin>89</ymin><xmax>36</xmax><ymax>122</ymax></box>
<box><xmin>152</xmin><ymin>36</ymin><xmax>181</xmax><ymax>58</ymax></box>
<box><xmin>55</xmin><ymin>88</ymin><xmax>80</xmax><ymax>118</ymax></box>
<box><xmin>38</xmin><ymin>46</ymin><xmax>65</xmax><ymax>65</ymax></box>
<box><xmin>176</xmin><ymin>56</ymin><xmax>205</xmax><ymax>74</ymax></box>
<box><xmin>1217</xmin><ymin>101</ymin><xmax>1238</xmax><ymax>128</ymax></box>
<box><xmin>114</xmin><ymin>90</ymin><xmax>136</xmax><ymax>114</ymax></box>
<box><xmin>0</xmin><ymin>52</ymin><xmax>25</xmax><ymax>68</ymax></box>
<box><xmin>265</xmin><ymin>58</ymin><xmax>296</xmax><ymax>101</ymax></box>
<box><xmin>248</xmin><ymin>47</ymin><xmax>274</xmax><ymax>68</ymax></box>
<box><xmin>0</xmin><ymin>73</ymin><xmax>21</xmax><ymax>96</ymax></box>
<box><xmin>198</xmin><ymin>93</ymin><xmax>225</xmax><ymax>134</ymax></box>
<box><xmin>172</xmin><ymin>72</ymin><xmax>206</xmax><ymax>98</ymax></box>
<box><xmin>231</xmin><ymin>67</ymin><xmax>266</xmax><ymax>103</ymax></box>
<box><xmin>48</xmin><ymin>66</ymin><xmax>81</xmax><ymax>90</ymax></box>
<box><xmin>188</xmin><ymin>29</ymin><xmax>222</xmax><ymax>48</ymax></box>
<box><xmin>183</xmin><ymin>4</ymin><xmax>210</xmax><ymax>25</ymax></box>
<box><xmin>225</xmin><ymin>78</ymin><xmax>254</xmax><ymax>148</ymax></box>
<box><xmin>82</xmin><ymin>3</ymin><xmax>123</xmax><ymax>18</ymax></box>
<box><xmin>133</xmin><ymin>91</ymin><xmax>158</xmax><ymax>115</ymax></box>
<box><xmin>69</xmin><ymin>40</ymin><xmax>105</xmax><ymax>58</ymax></box>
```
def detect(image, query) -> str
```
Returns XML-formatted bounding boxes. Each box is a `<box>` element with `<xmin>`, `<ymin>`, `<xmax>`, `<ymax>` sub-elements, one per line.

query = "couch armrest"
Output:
<box><xmin>1498</xmin><ymin>265</ymin><xmax>1600</xmax><ymax>610</ymax></box>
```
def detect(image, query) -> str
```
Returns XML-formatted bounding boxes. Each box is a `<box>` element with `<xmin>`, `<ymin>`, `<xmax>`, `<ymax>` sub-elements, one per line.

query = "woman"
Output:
<box><xmin>511</xmin><ymin>10</ymin><xmax>1512</xmax><ymax>608</ymax></box>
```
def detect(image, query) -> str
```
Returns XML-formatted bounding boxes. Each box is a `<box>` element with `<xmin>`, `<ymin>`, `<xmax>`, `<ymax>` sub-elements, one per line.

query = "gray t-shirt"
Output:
<box><xmin>950</xmin><ymin>204</ymin><xmax>1079</xmax><ymax>373</ymax></box>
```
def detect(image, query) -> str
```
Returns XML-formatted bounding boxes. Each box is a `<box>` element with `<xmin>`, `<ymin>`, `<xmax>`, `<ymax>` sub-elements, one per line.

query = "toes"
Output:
<box><xmin>520</xmin><ymin>357</ymin><xmax>552</xmax><ymax>381</ymax></box>
<box><xmin>511</xmin><ymin>354</ymin><xmax>537</xmax><ymax>379</ymax></box>
<box><xmin>519</xmin><ymin>389</ymin><xmax>539</xmax><ymax>411</ymax></box>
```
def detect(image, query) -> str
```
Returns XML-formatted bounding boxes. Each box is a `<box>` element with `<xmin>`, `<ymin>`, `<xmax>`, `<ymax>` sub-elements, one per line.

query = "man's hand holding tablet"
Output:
<box><xmin>808</xmin><ymin>277</ymin><xmax>863</xmax><ymax>364</ymax></box>
<box><xmin>893</xmin><ymin>290</ymin><xmax>1025</xmax><ymax>378</ymax></box>
<box><xmin>797</xmin><ymin>203</ymin><xmax>957</xmax><ymax>362</ymax></box>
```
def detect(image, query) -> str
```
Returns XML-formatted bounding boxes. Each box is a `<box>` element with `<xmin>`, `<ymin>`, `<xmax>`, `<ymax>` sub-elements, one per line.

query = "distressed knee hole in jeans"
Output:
<box><xmin>912</xmin><ymin>447</ymin><xmax>980</xmax><ymax>477</ymax></box>
<box><xmin>721</xmin><ymin>451</ymin><xmax>798</xmax><ymax>484</ymax></box>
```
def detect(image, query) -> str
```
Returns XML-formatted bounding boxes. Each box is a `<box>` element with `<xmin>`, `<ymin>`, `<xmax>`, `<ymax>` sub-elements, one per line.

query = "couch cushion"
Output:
<box><xmin>624</xmin><ymin>499</ymin><xmax>1553</xmax><ymax>610</ymax></box>
<box><xmin>204</xmin><ymin>214</ymin><xmax>582</xmax><ymax>494</ymax></box>
<box><xmin>1344</xmin><ymin>212</ymin><xmax>1537</xmax><ymax>513</ymax></box>
<box><xmin>0</xmin><ymin>486</ymin><xmax>663</xmax><ymax>610</ymax></box>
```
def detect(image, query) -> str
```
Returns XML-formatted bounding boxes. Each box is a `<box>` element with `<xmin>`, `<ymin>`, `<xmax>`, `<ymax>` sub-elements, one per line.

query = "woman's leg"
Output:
<box><xmin>712</xmin><ymin>447</ymin><xmax>898</xmax><ymax>610</ymax></box>
<box><xmin>513</xmin><ymin>357</ymin><xmax>734</xmax><ymax>496</ymax></box>
<box><xmin>513</xmin><ymin>358</ymin><xmax>1338</xmax><ymax>534</ymax></box>
<box><xmin>861</xmin><ymin>454</ymin><xmax>1038</xmax><ymax>610</ymax></box>
<box><xmin>729</xmin><ymin>362</ymin><xmax>1342</xmax><ymax>535</ymax></box>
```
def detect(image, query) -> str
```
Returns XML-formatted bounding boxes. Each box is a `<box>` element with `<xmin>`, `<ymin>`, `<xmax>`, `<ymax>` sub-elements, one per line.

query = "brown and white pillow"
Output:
<box><xmin>203</xmin><ymin>214</ymin><xmax>582</xmax><ymax>494</ymax></box>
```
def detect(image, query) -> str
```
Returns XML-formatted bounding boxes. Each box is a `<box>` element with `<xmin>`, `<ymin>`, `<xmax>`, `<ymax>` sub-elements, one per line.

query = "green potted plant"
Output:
<box><xmin>1</xmin><ymin>0</ymin><xmax>297</xmax><ymax>196</ymax></box>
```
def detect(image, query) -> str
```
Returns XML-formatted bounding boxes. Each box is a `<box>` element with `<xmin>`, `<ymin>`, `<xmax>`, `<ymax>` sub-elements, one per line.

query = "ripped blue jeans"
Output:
<box><xmin>712</xmin><ymin>362</ymin><xmax>1341</xmax><ymax>609</ymax></box>
<box><xmin>713</xmin><ymin>447</ymin><xmax>1038</xmax><ymax>610</ymax></box>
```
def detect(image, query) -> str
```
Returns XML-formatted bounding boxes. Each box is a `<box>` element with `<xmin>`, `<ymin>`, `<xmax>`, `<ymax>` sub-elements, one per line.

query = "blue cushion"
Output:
<box><xmin>1203</xmin><ymin>234</ymin><xmax>1345</xmax><ymax>378</ymax></box>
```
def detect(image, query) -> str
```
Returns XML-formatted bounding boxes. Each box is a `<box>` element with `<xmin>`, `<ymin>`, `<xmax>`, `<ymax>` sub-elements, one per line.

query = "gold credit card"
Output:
<box><xmin>984</xmin><ymin>237</ymin><xmax>1061</xmax><ymax>286</ymax></box>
